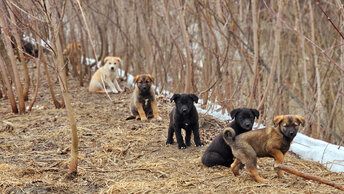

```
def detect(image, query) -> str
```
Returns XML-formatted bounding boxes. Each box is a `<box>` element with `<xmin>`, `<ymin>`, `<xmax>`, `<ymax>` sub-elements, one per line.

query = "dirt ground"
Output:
<box><xmin>1</xmin><ymin>68</ymin><xmax>344</xmax><ymax>193</ymax></box>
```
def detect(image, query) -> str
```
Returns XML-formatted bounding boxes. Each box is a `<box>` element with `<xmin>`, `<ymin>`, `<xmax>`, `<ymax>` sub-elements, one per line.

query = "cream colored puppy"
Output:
<box><xmin>88</xmin><ymin>56</ymin><xmax>123</xmax><ymax>93</ymax></box>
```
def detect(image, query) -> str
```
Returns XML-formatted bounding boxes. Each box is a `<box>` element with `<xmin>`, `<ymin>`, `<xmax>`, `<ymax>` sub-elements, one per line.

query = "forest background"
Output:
<box><xmin>0</xmin><ymin>0</ymin><xmax>343</xmax><ymax>146</ymax></box>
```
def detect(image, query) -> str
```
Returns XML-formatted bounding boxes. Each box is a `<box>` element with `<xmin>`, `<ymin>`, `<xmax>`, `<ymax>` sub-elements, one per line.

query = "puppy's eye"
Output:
<box><xmin>294</xmin><ymin>122</ymin><xmax>299</xmax><ymax>126</ymax></box>
<box><xmin>146</xmin><ymin>80</ymin><xmax>149</xmax><ymax>83</ymax></box>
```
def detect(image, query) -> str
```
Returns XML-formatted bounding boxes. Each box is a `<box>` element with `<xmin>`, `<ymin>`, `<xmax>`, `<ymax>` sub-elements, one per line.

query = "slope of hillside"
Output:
<box><xmin>1</xmin><ymin>77</ymin><xmax>343</xmax><ymax>193</ymax></box>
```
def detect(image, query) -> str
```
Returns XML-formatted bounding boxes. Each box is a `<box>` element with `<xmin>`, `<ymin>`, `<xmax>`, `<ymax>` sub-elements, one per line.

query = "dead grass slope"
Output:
<box><xmin>0</xmin><ymin>77</ymin><xmax>343</xmax><ymax>193</ymax></box>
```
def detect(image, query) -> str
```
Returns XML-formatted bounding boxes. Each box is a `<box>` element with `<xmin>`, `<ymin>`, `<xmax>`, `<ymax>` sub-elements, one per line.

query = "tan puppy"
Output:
<box><xmin>223</xmin><ymin>115</ymin><xmax>305</xmax><ymax>183</ymax></box>
<box><xmin>88</xmin><ymin>56</ymin><xmax>123</xmax><ymax>93</ymax></box>
<box><xmin>127</xmin><ymin>74</ymin><xmax>161</xmax><ymax>121</ymax></box>
<box><xmin>63</xmin><ymin>43</ymin><xmax>81</xmax><ymax>76</ymax></box>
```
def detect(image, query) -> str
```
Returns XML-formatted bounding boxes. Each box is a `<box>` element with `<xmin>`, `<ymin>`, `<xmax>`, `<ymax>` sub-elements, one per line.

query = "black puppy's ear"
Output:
<box><xmin>190</xmin><ymin>94</ymin><xmax>199</xmax><ymax>103</ymax></box>
<box><xmin>230</xmin><ymin>108</ymin><xmax>241</xmax><ymax>119</ymax></box>
<box><xmin>251</xmin><ymin>109</ymin><xmax>260</xmax><ymax>119</ymax></box>
<box><xmin>170</xmin><ymin>94</ymin><xmax>180</xmax><ymax>103</ymax></box>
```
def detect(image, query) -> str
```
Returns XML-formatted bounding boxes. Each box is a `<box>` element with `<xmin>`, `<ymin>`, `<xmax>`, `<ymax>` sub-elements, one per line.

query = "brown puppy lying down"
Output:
<box><xmin>223</xmin><ymin>115</ymin><xmax>305</xmax><ymax>183</ymax></box>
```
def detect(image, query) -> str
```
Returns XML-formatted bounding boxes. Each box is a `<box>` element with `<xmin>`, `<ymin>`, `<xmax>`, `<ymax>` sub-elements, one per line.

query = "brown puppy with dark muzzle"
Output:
<box><xmin>223</xmin><ymin>115</ymin><xmax>305</xmax><ymax>183</ymax></box>
<box><xmin>127</xmin><ymin>74</ymin><xmax>161</xmax><ymax>121</ymax></box>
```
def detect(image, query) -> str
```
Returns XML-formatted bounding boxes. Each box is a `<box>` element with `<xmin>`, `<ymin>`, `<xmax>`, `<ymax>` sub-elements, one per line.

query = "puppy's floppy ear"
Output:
<box><xmin>273</xmin><ymin>115</ymin><xmax>284</xmax><ymax>127</ymax></box>
<box><xmin>230</xmin><ymin>108</ymin><xmax>241</xmax><ymax>119</ymax></box>
<box><xmin>115</xmin><ymin>57</ymin><xmax>122</xmax><ymax>65</ymax></box>
<box><xmin>170</xmin><ymin>94</ymin><xmax>180</xmax><ymax>103</ymax></box>
<box><xmin>147</xmin><ymin>74</ymin><xmax>154</xmax><ymax>83</ymax></box>
<box><xmin>104</xmin><ymin>56</ymin><xmax>111</xmax><ymax>63</ymax></box>
<box><xmin>295</xmin><ymin>115</ymin><xmax>305</xmax><ymax>127</ymax></box>
<box><xmin>251</xmin><ymin>109</ymin><xmax>260</xmax><ymax>119</ymax></box>
<box><xmin>190</xmin><ymin>94</ymin><xmax>199</xmax><ymax>103</ymax></box>
<box><xmin>133</xmin><ymin>75</ymin><xmax>140</xmax><ymax>83</ymax></box>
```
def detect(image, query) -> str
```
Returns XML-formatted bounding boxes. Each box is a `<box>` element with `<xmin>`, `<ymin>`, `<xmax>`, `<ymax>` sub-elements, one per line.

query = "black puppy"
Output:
<box><xmin>201</xmin><ymin>108</ymin><xmax>259</xmax><ymax>167</ymax></box>
<box><xmin>166</xmin><ymin>93</ymin><xmax>204</xmax><ymax>149</ymax></box>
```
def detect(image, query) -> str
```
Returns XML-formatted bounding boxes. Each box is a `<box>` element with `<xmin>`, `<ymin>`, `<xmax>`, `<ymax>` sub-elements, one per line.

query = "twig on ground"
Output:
<box><xmin>275</xmin><ymin>164</ymin><xmax>344</xmax><ymax>191</ymax></box>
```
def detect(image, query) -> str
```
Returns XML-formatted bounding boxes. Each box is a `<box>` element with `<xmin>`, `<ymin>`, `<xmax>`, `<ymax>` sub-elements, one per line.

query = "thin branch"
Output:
<box><xmin>275</xmin><ymin>164</ymin><xmax>344</xmax><ymax>191</ymax></box>
<box><xmin>314</xmin><ymin>0</ymin><xmax>344</xmax><ymax>40</ymax></box>
<box><xmin>262</xmin><ymin>0</ymin><xmax>344</xmax><ymax>73</ymax></box>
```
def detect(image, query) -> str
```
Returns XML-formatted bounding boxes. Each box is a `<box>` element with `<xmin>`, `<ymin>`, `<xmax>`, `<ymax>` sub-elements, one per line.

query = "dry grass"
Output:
<box><xmin>0</xmin><ymin>73</ymin><xmax>343</xmax><ymax>193</ymax></box>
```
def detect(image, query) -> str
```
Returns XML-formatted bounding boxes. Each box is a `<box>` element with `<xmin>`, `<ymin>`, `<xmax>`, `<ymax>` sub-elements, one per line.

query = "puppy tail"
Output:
<box><xmin>126</xmin><ymin>116</ymin><xmax>136</xmax><ymax>120</ymax></box>
<box><xmin>222</xmin><ymin>127</ymin><xmax>236</xmax><ymax>146</ymax></box>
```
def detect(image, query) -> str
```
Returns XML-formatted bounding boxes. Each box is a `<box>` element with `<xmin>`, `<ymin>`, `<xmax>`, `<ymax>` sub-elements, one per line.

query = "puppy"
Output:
<box><xmin>223</xmin><ymin>115</ymin><xmax>305</xmax><ymax>183</ymax></box>
<box><xmin>166</xmin><ymin>93</ymin><xmax>203</xmax><ymax>149</ymax></box>
<box><xmin>63</xmin><ymin>43</ymin><xmax>81</xmax><ymax>76</ymax></box>
<box><xmin>88</xmin><ymin>56</ymin><xmax>123</xmax><ymax>93</ymax></box>
<box><xmin>127</xmin><ymin>74</ymin><xmax>161</xmax><ymax>121</ymax></box>
<box><xmin>202</xmin><ymin>108</ymin><xmax>259</xmax><ymax>167</ymax></box>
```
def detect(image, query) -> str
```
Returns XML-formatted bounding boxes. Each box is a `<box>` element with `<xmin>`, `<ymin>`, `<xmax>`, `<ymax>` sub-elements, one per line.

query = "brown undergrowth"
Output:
<box><xmin>0</xmin><ymin>73</ymin><xmax>343</xmax><ymax>193</ymax></box>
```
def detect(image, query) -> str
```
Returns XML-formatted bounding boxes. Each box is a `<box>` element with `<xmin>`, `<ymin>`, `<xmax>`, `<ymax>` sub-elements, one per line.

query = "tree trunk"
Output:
<box><xmin>174</xmin><ymin>0</ymin><xmax>193</xmax><ymax>93</ymax></box>
<box><xmin>40</xmin><ymin>42</ymin><xmax>62</xmax><ymax>109</ymax></box>
<box><xmin>0</xmin><ymin>54</ymin><xmax>18</xmax><ymax>113</ymax></box>
<box><xmin>8</xmin><ymin>3</ymin><xmax>30</xmax><ymax>101</ymax></box>
<box><xmin>27</xmin><ymin>58</ymin><xmax>40</xmax><ymax>112</ymax></box>
<box><xmin>257</xmin><ymin>0</ymin><xmax>282</xmax><ymax>110</ymax></box>
<box><xmin>248</xmin><ymin>0</ymin><xmax>259</xmax><ymax>108</ymax></box>
<box><xmin>45</xmin><ymin>0</ymin><xmax>78</xmax><ymax>177</ymax></box>
<box><xmin>309</xmin><ymin>0</ymin><xmax>322</xmax><ymax>139</ymax></box>
<box><xmin>0</xmin><ymin>8</ymin><xmax>25</xmax><ymax>113</ymax></box>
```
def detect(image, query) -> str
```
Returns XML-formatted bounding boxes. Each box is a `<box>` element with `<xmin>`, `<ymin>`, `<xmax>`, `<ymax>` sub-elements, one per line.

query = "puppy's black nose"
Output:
<box><xmin>245</xmin><ymin>123</ymin><xmax>250</xmax><ymax>127</ymax></box>
<box><xmin>182</xmin><ymin>108</ymin><xmax>187</xmax><ymax>113</ymax></box>
<box><xmin>110</xmin><ymin>67</ymin><xmax>115</xmax><ymax>70</ymax></box>
<box><xmin>289</xmin><ymin>131</ymin><xmax>294</xmax><ymax>136</ymax></box>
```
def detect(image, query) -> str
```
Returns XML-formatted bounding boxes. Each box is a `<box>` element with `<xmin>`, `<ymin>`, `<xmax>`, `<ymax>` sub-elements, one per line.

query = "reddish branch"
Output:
<box><xmin>314</xmin><ymin>0</ymin><xmax>344</xmax><ymax>40</ymax></box>
<box><xmin>27</xmin><ymin>59</ymin><xmax>40</xmax><ymax>112</ymax></box>
<box><xmin>275</xmin><ymin>164</ymin><xmax>344</xmax><ymax>191</ymax></box>
<box><xmin>262</xmin><ymin>0</ymin><xmax>344</xmax><ymax>74</ymax></box>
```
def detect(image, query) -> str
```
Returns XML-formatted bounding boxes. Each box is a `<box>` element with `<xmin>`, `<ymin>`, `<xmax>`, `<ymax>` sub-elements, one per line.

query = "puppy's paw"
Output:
<box><xmin>112</xmin><ymin>90</ymin><xmax>119</xmax><ymax>94</ymax></box>
<box><xmin>166</xmin><ymin>139</ymin><xmax>174</xmax><ymax>145</ymax></box>
<box><xmin>155</xmin><ymin>116</ymin><xmax>162</xmax><ymax>121</ymax></box>
<box><xmin>178</xmin><ymin>144</ymin><xmax>187</xmax><ymax>149</ymax></box>
<box><xmin>256</xmin><ymin>177</ymin><xmax>267</xmax><ymax>183</ymax></box>
<box><xmin>185</xmin><ymin>141</ymin><xmax>191</xmax><ymax>147</ymax></box>
<box><xmin>196</xmin><ymin>142</ymin><xmax>204</xmax><ymax>147</ymax></box>
<box><xmin>140</xmin><ymin>116</ymin><xmax>148</xmax><ymax>121</ymax></box>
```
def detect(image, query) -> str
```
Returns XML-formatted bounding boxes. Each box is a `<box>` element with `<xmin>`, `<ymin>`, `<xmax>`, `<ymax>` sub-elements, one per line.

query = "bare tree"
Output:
<box><xmin>248</xmin><ymin>0</ymin><xmax>259</xmax><ymax>108</ymax></box>
<box><xmin>174</xmin><ymin>0</ymin><xmax>193</xmax><ymax>93</ymax></box>
<box><xmin>0</xmin><ymin>4</ymin><xmax>25</xmax><ymax>113</ymax></box>
<box><xmin>43</xmin><ymin>0</ymin><xmax>79</xmax><ymax>177</ymax></box>
<box><xmin>0</xmin><ymin>54</ymin><xmax>17</xmax><ymax>113</ymax></box>
<box><xmin>7</xmin><ymin>1</ymin><xmax>30</xmax><ymax>101</ymax></box>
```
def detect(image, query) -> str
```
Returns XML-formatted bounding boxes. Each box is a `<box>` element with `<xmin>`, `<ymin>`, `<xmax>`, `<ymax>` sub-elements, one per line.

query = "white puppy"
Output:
<box><xmin>88</xmin><ymin>56</ymin><xmax>123</xmax><ymax>93</ymax></box>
